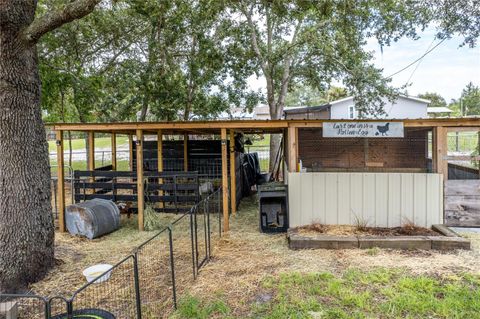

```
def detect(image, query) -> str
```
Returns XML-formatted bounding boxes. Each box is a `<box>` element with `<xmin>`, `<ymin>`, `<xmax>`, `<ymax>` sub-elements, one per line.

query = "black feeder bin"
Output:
<box><xmin>51</xmin><ymin>309</ymin><xmax>116</xmax><ymax>319</ymax></box>
<box><xmin>258</xmin><ymin>183</ymin><xmax>288</xmax><ymax>233</ymax></box>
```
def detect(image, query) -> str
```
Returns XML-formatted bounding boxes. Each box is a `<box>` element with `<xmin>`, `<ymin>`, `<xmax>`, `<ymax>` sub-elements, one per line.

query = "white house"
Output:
<box><xmin>284</xmin><ymin>95</ymin><xmax>431</xmax><ymax>120</ymax></box>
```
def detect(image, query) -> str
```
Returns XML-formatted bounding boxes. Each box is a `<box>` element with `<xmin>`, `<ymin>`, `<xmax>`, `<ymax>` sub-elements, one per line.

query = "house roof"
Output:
<box><xmin>327</xmin><ymin>95</ymin><xmax>431</xmax><ymax>105</ymax></box>
<box><xmin>283</xmin><ymin>103</ymin><xmax>331</xmax><ymax>114</ymax></box>
<box><xmin>427</xmin><ymin>107</ymin><xmax>453</xmax><ymax>113</ymax></box>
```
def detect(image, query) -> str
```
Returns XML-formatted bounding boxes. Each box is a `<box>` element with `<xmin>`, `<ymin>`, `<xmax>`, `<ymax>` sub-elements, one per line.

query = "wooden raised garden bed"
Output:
<box><xmin>288</xmin><ymin>224</ymin><xmax>470</xmax><ymax>251</ymax></box>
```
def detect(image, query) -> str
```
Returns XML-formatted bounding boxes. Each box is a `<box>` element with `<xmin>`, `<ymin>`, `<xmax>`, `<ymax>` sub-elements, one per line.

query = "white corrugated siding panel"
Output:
<box><xmin>288</xmin><ymin>172</ymin><xmax>443</xmax><ymax>228</ymax></box>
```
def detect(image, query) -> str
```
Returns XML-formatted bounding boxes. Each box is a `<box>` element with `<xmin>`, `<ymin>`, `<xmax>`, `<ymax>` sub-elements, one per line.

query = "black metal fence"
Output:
<box><xmin>0</xmin><ymin>188</ymin><xmax>223</xmax><ymax>319</ymax></box>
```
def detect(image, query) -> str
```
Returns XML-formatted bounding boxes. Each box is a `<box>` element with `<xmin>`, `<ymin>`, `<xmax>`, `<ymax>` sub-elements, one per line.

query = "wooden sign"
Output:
<box><xmin>323</xmin><ymin>122</ymin><xmax>404</xmax><ymax>138</ymax></box>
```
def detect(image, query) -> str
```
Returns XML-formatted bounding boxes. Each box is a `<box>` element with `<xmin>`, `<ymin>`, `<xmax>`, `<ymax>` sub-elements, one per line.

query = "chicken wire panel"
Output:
<box><xmin>298</xmin><ymin>128</ymin><xmax>429</xmax><ymax>171</ymax></box>
<box><xmin>136</xmin><ymin>231</ymin><xmax>174</xmax><ymax>318</ymax></box>
<box><xmin>0</xmin><ymin>296</ymin><xmax>48</xmax><ymax>319</ymax></box>
<box><xmin>70</xmin><ymin>256</ymin><xmax>137</xmax><ymax>319</ymax></box>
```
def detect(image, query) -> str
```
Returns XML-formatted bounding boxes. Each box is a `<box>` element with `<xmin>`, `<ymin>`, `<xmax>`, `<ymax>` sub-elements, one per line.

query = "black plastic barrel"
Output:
<box><xmin>66</xmin><ymin>199</ymin><xmax>120</xmax><ymax>239</ymax></box>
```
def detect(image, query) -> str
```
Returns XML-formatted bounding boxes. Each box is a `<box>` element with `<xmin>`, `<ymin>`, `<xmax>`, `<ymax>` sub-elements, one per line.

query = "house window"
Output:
<box><xmin>349</xmin><ymin>105</ymin><xmax>355</xmax><ymax>119</ymax></box>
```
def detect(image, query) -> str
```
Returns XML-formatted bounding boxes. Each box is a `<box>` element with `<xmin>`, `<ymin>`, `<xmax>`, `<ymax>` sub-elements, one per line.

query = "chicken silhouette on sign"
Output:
<box><xmin>375</xmin><ymin>123</ymin><xmax>390</xmax><ymax>136</ymax></box>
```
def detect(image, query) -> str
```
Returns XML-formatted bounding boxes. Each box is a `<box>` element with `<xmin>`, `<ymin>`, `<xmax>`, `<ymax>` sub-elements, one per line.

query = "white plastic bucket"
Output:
<box><xmin>82</xmin><ymin>264</ymin><xmax>113</xmax><ymax>284</ymax></box>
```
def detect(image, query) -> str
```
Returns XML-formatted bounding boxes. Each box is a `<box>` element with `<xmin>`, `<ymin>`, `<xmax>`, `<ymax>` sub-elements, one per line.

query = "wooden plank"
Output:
<box><xmin>183</xmin><ymin>133</ymin><xmax>188</xmax><ymax>172</ymax></box>
<box><xmin>51</xmin><ymin>118</ymin><xmax>480</xmax><ymax>132</ymax></box>
<box><xmin>221</xmin><ymin>128</ymin><xmax>229</xmax><ymax>232</ymax></box>
<box><xmin>229</xmin><ymin>130</ymin><xmax>237</xmax><ymax>215</ymax></box>
<box><xmin>445</xmin><ymin>180</ymin><xmax>480</xmax><ymax>196</ymax></box>
<box><xmin>111</xmin><ymin>133</ymin><xmax>117</xmax><ymax>170</ymax></box>
<box><xmin>434</xmin><ymin>127</ymin><xmax>448</xmax><ymax>178</ymax></box>
<box><xmin>56</xmin><ymin>131</ymin><xmax>66</xmax><ymax>232</ymax></box>
<box><xmin>87</xmin><ymin>131</ymin><xmax>95</xmax><ymax>171</ymax></box>
<box><xmin>288</xmin><ymin>126</ymin><xmax>298</xmax><ymax>172</ymax></box>
<box><xmin>136</xmin><ymin>129</ymin><xmax>144</xmax><ymax>231</ymax></box>
<box><xmin>446</xmin><ymin>126</ymin><xmax>480</xmax><ymax>132</ymax></box>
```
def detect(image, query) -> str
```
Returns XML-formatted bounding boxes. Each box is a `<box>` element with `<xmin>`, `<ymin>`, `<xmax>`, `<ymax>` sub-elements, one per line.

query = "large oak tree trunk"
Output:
<box><xmin>0</xmin><ymin>0</ymin><xmax>100</xmax><ymax>294</ymax></box>
<box><xmin>0</xmin><ymin>6</ymin><xmax>54</xmax><ymax>294</ymax></box>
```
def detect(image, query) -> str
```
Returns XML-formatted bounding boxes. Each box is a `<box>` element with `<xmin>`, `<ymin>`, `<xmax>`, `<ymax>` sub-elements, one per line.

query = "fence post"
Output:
<box><xmin>206</xmin><ymin>197</ymin><xmax>211</xmax><ymax>258</ymax></box>
<box><xmin>189</xmin><ymin>210</ymin><xmax>197</xmax><ymax>279</ymax></box>
<box><xmin>44</xmin><ymin>298</ymin><xmax>50</xmax><ymax>319</ymax></box>
<box><xmin>133</xmin><ymin>253</ymin><xmax>142</xmax><ymax>319</ymax></box>
<box><xmin>66</xmin><ymin>299</ymin><xmax>73</xmax><ymax>319</ymax></box>
<box><xmin>167</xmin><ymin>227</ymin><xmax>177</xmax><ymax>309</ymax></box>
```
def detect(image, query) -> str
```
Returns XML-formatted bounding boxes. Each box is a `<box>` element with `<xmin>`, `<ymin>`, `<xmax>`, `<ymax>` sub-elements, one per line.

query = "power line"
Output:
<box><xmin>386</xmin><ymin>38</ymin><xmax>446</xmax><ymax>79</ymax></box>
<box><xmin>404</xmin><ymin>38</ymin><xmax>437</xmax><ymax>85</ymax></box>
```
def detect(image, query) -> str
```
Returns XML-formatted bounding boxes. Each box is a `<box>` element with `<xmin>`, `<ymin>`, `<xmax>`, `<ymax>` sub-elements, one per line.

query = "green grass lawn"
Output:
<box><xmin>172</xmin><ymin>268</ymin><xmax>480</xmax><ymax>319</ymax></box>
<box><xmin>48</xmin><ymin>136</ymin><xmax>129</xmax><ymax>152</ymax></box>
<box><xmin>447</xmin><ymin>133</ymin><xmax>479</xmax><ymax>153</ymax></box>
<box><xmin>50</xmin><ymin>159</ymin><xmax>130</xmax><ymax>173</ymax></box>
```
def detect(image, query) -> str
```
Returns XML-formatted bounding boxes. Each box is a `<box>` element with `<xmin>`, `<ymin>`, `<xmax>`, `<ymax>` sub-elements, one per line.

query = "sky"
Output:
<box><xmin>248</xmin><ymin>27</ymin><xmax>480</xmax><ymax>103</ymax></box>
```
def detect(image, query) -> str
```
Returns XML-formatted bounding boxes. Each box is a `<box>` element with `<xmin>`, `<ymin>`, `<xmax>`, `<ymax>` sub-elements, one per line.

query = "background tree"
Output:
<box><xmin>229</xmin><ymin>0</ymin><xmax>431</xmax><ymax>169</ymax></box>
<box><xmin>418</xmin><ymin>92</ymin><xmax>447</xmax><ymax>108</ymax></box>
<box><xmin>285</xmin><ymin>84</ymin><xmax>347</xmax><ymax>107</ymax></box>
<box><xmin>0</xmin><ymin>0</ymin><xmax>101</xmax><ymax>293</ymax></box>
<box><xmin>449</xmin><ymin>82</ymin><xmax>480</xmax><ymax>116</ymax></box>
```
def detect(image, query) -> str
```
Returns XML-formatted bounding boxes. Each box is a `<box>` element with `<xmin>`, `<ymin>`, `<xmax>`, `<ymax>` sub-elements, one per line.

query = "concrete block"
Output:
<box><xmin>358</xmin><ymin>236</ymin><xmax>431</xmax><ymax>250</ymax></box>
<box><xmin>430</xmin><ymin>236</ymin><xmax>471</xmax><ymax>250</ymax></box>
<box><xmin>0</xmin><ymin>301</ymin><xmax>18</xmax><ymax>319</ymax></box>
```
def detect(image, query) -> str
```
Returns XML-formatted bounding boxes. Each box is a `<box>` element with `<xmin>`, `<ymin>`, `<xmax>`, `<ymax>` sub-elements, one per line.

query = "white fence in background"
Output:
<box><xmin>288</xmin><ymin>172</ymin><xmax>443</xmax><ymax>228</ymax></box>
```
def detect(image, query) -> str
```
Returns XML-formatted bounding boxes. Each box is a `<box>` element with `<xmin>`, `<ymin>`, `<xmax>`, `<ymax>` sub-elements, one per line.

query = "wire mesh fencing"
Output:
<box><xmin>0</xmin><ymin>188</ymin><xmax>223</xmax><ymax>319</ymax></box>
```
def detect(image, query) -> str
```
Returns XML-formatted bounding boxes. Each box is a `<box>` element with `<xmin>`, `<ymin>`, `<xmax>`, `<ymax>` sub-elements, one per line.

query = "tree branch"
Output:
<box><xmin>24</xmin><ymin>0</ymin><xmax>101</xmax><ymax>43</ymax></box>
<box><xmin>239</xmin><ymin>4</ymin><xmax>269</xmax><ymax>78</ymax></box>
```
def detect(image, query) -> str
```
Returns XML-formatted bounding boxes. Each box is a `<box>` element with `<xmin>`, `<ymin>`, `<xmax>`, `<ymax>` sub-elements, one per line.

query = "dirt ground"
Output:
<box><xmin>189</xmin><ymin>195</ymin><xmax>480</xmax><ymax>316</ymax></box>
<box><xmin>31</xmin><ymin>194</ymin><xmax>480</xmax><ymax>317</ymax></box>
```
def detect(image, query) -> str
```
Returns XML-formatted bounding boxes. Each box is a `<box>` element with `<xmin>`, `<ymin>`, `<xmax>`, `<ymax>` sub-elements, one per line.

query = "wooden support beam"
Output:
<box><xmin>56</xmin><ymin>131</ymin><xmax>66</xmax><ymax>232</ymax></box>
<box><xmin>183</xmin><ymin>133</ymin><xmax>188</xmax><ymax>171</ymax></box>
<box><xmin>87</xmin><ymin>131</ymin><xmax>95</xmax><ymax>171</ymax></box>
<box><xmin>288</xmin><ymin>126</ymin><xmax>298</xmax><ymax>172</ymax></box>
<box><xmin>111</xmin><ymin>133</ymin><xmax>117</xmax><ymax>170</ymax></box>
<box><xmin>128</xmin><ymin>134</ymin><xmax>133</xmax><ymax>171</ymax></box>
<box><xmin>434</xmin><ymin>126</ymin><xmax>448</xmax><ymax>178</ymax></box>
<box><xmin>136</xmin><ymin>129</ymin><xmax>145</xmax><ymax>231</ymax></box>
<box><xmin>158</xmin><ymin>130</ymin><xmax>164</xmax><ymax>209</ymax></box>
<box><xmin>230</xmin><ymin>130</ymin><xmax>236</xmax><ymax>215</ymax></box>
<box><xmin>221</xmin><ymin>128</ymin><xmax>229</xmax><ymax>232</ymax></box>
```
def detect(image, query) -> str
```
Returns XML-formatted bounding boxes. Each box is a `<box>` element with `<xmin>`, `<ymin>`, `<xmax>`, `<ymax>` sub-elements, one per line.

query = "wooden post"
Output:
<box><xmin>157</xmin><ymin>130</ymin><xmax>164</xmax><ymax>209</ymax></box>
<box><xmin>136</xmin><ymin>129</ymin><xmax>145</xmax><ymax>231</ymax></box>
<box><xmin>128</xmin><ymin>134</ymin><xmax>133</xmax><ymax>171</ymax></box>
<box><xmin>434</xmin><ymin>126</ymin><xmax>448</xmax><ymax>178</ymax></box>
<box><xmin>288</xmin><ymin>126</ymin><xmax>298</xmax><ymax>172</ymax></box>
<box><xmin>111</xmin><ymin>132</ymin><xmax>117</xmax><ymax>170</ymax></box>
<box><xmin>230</xmin><ymin>130</ymin><xmax>237</xmax><ymax>215</ymax></box>
<box><xmin>221</xmin><ymin>128</ymin><xmax>229</xmax><ymax>232</ymax></box>
<box><xmin>183</xmin><ymin>133</ymin><xmax>188</xmax><ymax>172</ymax></box>
<box><xmin>56</xmin><ymin>131</ymin><xmax>66</xmax><ymax>232</ymax></box>
<box><xmin>87</xmin><ymin>131</ymin><xmax>95</xmax><ymax>171</ymax></box>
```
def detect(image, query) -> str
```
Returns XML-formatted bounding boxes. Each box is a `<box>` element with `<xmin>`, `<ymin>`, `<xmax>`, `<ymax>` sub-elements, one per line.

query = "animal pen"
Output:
<box><xmin>51</xmin><ymin>118</ymin><xmax>480</xmax><ymax>233</ymax></box>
